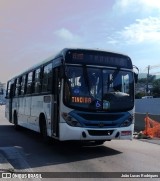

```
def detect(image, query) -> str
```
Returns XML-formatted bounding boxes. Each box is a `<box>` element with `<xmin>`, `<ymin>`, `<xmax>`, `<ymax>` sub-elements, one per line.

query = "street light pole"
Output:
<box><xmin>146</xmin><ymin>65</ymin><xmax>150</xmax><ymax>95</ymax></box>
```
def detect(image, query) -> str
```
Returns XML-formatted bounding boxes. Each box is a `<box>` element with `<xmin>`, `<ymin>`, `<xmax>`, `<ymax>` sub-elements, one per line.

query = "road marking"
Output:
<box><xmin>0</xmin><ymin>146</ymin><xmax>42</xmax><ymax>180</ymax></box>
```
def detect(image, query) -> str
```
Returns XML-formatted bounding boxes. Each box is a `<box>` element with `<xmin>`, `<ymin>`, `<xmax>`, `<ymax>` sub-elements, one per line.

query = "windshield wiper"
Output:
<box><xmin>82</xmin><ymin>65</ymin><xmax>92</xmax><ymax>96</ymax></box>
<box><xmin>107</xmin><ymin>68</ymin><xmax>120</xmax><ymax>91</ymax></box>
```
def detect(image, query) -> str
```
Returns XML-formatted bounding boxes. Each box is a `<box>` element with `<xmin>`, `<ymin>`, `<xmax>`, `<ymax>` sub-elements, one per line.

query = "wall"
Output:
<box><xmin>135</xmin><ymin>98</ymin><xmax>160</xmax><ymax>115</ymax></box>
<box><xmin>135</xmin><ymin>98</ymin><xmax>160</xmax><ymax>131</ymax></box>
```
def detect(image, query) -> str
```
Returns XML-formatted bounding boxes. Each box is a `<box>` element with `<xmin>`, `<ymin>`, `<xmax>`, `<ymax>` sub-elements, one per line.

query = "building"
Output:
<box><xmin>0</xmin><ymin>82</ymin><xmax>6</xmax><ymax>104</ymax></box>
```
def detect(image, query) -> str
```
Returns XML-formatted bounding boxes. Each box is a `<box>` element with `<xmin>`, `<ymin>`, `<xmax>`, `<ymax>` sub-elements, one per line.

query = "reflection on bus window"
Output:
<box><xmin>26</xmin><ymin>72</ymin><xmax>33</xmax><ymax>94</ymax></box>
<box><xmin>64</xmin><ymin>66</ymin><xmax>133</xmax><ymax>111</ymax></box>
<box><xmin>33</xmin><ymin>68</ymin><xmax>41</xmax><ymax>93</ymax></box>
<box><xmin>42</xmin><ymin>63</ymin><xmax>52</xmax><ymax>92</ymax></box>
<box><xmin>21</xmin><ymin>75</ymin><xmax>26</xmax><ymax>95</ymax></box>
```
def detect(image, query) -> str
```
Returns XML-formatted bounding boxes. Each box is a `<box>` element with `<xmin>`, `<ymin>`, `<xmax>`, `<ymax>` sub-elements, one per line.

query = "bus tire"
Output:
<box><xmin>13</xmin><ymin>112</ymin><xmax>20</xmax><ymax>130</ymax></box>
<box><xmin>39</xmin><ymin>116</ymin><xmax>49</xmax><ymax>143</ymax></box>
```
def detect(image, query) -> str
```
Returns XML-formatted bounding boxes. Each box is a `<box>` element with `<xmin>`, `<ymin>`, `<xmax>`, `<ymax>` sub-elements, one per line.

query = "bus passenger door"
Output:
<box><xmin>52</xmin><ymin>67</ymin><xmax>60</xmax><ymax>138</ymax></box>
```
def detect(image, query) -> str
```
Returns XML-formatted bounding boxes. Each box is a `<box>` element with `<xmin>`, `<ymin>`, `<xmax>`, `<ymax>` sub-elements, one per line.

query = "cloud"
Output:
<box><xmin>54</xmin><ymin>28</ymin><xmax>82</xmax><ymax>43</ymax></box>
<box><xmin>114</xmin><ymin>0</ymin><xmax>160</xmax><ymax>14</ymax></box>
<box><xmin>108</xmin><ymin>17</ymin><xmax>160</xmax><ymax>45</ymax></box>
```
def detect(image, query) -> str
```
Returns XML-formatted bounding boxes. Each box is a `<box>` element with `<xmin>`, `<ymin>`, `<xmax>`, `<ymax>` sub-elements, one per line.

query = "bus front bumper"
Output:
<box><xmin>59</xmin><ymin>123</ymin><xmax>134</xmax><ymax>141</ymax></box>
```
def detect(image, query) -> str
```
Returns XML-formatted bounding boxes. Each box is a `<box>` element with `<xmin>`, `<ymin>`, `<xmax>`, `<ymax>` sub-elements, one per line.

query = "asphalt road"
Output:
<box><xmin>0</xmin><ymin>105</ymin><xmax>160</xmax><ymax>181</ymax></box>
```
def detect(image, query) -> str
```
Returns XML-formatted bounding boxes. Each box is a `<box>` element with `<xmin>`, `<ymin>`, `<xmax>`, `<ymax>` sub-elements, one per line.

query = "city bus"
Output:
<box><xmin>5</xmin><ymin>48</ymin><xmax>138</xmax><ymax>144</ymax></box>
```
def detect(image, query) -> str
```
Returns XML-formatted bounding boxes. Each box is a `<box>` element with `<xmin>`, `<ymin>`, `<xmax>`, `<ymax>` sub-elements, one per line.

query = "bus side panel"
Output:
<box><xmin>30</xmin><ymin>95</ymin><xmax>43</xmax><ymax>132</ymax></box>
<box><xmin>24</xmin><ymin>96</ymin><xmax>32</xmax><ymax>127</ymax></box>
<box><xmin>30</xmin><ymin>95</ymin><xmax>52</xmax><ymax>136</ymax></box>
<box><xmin>12</xmin><ymin>97</ymin><xmax>18</xmax><ymax>123</ymax></box>
<box><xmin>5</xmin><ymin>99</ymin><xmax>10</xmax><ymax>121</ymax></box>
<box><xmin>18</xmin><ymin>97</ymin><xmax>27</xmax><ymax>126</ymax></box>
<box><xmin>43</xmin><ymin>95</ymin><xmax>52</xmax><ymax>137</ymax></box>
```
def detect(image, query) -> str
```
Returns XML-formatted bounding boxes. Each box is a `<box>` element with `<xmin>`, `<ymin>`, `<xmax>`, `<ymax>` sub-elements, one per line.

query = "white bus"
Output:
<box><xmin>5</xmin><ymin>48</ymin><xmax>138</xmax><ymax>144</ymax></box>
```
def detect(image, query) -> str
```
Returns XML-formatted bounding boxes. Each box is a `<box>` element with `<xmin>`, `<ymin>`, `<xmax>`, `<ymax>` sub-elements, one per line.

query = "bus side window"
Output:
<box><xmin>26</xmin><ymin>72</ymin><xmax>33</xmax><ymax>94</ymax></box>
<box><xmin>33</xmin><ymin>68</ymin><xmax>41</xmax><ymax>93</ymax></box>
<box><xmin>6</xmin><ymin>81</ymin><xmax>11</xmax><ymax>98</ymax></box>
<box><xmin>42</xmin><ymin>63</ymin><xmax>52</xmax><ymax>92</ymax></box>
<box><xmin>18</xmin><ymin>77</ymin><xmax>22</xmax><ymax>95</ymax></box>
<box><xmin>21</xmin><ymin>75</ymin><xmax>26</xmax><ymax>95</ymax></box>
<box><xmin>6</xmin><ymin>80</ymin><xmax>15</xmax><ymax>98</ymax></box>
<box><xmin>13</xmin><ymin>79</ymin><xmax>17</xmax><ymax>97</ymax></box>
<box><xmin>15</xmin><ymin>78</ymin><xmax>20</xmax><ymax>96</ymax></box>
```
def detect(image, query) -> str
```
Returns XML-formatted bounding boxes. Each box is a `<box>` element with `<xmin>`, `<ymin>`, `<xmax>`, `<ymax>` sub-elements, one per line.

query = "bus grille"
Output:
<box><xmin>87</xmin><ymin>130</ymin><xmax>114</xmax><ymax>136</ymax></box>
<box><xmin>78</xmin><ymin>113</ymin><xmax>122</xmax><ymax>121</ymax></box>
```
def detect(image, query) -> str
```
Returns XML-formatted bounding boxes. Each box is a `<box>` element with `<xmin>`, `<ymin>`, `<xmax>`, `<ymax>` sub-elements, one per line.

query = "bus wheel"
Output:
<box><xmin>13</xmin><ymin>112</ymin><xmax>19</xmax><ymax>130</ymax></box>
<box><xmin>39</xmin><ymin>117</ymin><xmax>49</xmax><ymax>143</ymax></box>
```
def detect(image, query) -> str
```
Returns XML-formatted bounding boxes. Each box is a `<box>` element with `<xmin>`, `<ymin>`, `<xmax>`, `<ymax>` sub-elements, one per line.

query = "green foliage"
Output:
<box><xmin>152</xmin><ymin>79</ymin><xmax>160</xmax><ymax>97</ymax></box>
<box><xmin>136</xmin><ymin>76</ymin><xmax>160</xmax><ymax>98</ymax></box>
<box><xmin>138</xmin><ymin>75</ymin><xmax>156</xmax><ymax>83</ymax></box>
<box><xmin>138</xmin><ymin>78</ymin><xmax>147</xmax><ymax>84</ymax></box>
<box><xmin>136</xmin><ymin>132</ymin><xmax>150</xmax><ymax>139</ymax></box>
<box><xmin>135</xmin><ymin>92</ymin><xmax>146</xmax><ymax>99</ymax></box>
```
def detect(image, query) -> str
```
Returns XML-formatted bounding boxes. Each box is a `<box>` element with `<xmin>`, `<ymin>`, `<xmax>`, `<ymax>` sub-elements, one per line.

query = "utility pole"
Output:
<box><xmin>144</xmin><ymin>64</ymin><xmax>160</xmax><ymax>96</ymax></box>
<box><xmin>146</xmin><ymin>65</ymin><xmax>150</xmax><ymax>95</ymax></box>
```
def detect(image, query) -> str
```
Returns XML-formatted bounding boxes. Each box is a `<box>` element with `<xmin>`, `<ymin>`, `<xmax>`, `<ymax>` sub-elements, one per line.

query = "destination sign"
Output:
<box><xmin>72</xmin><ymin>96</ymin><xmax>92</xmax><ymax>104</ymax></box>
<box><xmin>65</xmin><ymin>50</ymin><xmax>132</xmax><ymax>69</ymax></box>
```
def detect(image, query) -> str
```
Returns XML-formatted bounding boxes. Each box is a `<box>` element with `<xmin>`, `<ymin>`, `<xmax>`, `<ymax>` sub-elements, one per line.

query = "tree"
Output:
<box><xmin>138</xmin><ymin>78</ymin><xmax>146</xmax><ymax>84</ymax></box>
<box><xmin>135</xmin><ymin>92</ymin><xmax>146</xmax><ymax>99</ymax></box>
<box><xmin>152</xmin><ymin>79</ymin><xmax>160</xmax><ymax>97</ymax></box>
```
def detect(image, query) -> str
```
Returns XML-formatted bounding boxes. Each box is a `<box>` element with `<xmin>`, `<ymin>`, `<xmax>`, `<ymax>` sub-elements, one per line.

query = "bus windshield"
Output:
<box><xmin>64</xmin><ymin>65</ymin><xmax>134</xmax><ymax>112</ymax></box>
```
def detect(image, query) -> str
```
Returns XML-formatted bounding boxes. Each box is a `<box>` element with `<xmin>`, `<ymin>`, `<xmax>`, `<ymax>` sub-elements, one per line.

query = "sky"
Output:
<box><xmin>1</xmin><ymin>0</ymin><xmax>160</xmax><ymax>83</ymax></box>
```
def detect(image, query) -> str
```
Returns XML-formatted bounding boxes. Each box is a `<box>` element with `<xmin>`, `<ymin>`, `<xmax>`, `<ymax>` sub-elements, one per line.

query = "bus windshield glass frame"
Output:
<box><xmin>63</xmin><ymin>65</ymin><xmax>134</xmax><ymax>112</ymax></box>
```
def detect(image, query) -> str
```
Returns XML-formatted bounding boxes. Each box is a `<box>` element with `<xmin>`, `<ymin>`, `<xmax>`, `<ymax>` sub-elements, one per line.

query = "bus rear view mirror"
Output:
<box><xmin>134</xmin><ymin>73</ymin><xmax>138</xmax><ymax>84</ymax></box>
<box><xmin>133</xmin><ymin>65</ymin><xmax>139</xmax><ymax>84</ymax></box>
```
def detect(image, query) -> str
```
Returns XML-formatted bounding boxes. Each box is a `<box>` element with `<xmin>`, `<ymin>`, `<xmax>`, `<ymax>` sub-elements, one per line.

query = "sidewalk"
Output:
<box><xmin>139</xmin><ymin>138</ymin><xmax>160</xmax><ymax>145</ymax></box>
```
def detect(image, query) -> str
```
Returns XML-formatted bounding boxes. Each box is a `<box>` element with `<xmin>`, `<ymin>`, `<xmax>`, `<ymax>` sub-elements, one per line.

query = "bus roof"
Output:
<box><xmin>62</xmin><ymin>48</ymin><xmax>132</xmax><ymax>69</ymax></box>
<box><xmin>8</xmin><ymin>48</ymin><xmax>132</xmax><ymax>81</ymax></box>
<box><xmin>60</xmin><ymin>48</ymin><xmax>131</xmax><ymax>59</ymax></box>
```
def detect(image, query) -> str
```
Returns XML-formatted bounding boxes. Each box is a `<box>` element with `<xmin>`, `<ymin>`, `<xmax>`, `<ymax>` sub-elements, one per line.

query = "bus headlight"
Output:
<box><xmin>120</xmin><ymin>117</ymin><xmax>133</xmax><ymax>127</ymax></box>
<box><xmin>62</xmin><ymin>112</ymin><xmax>82</xmax><ymax>127</ymax></box>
